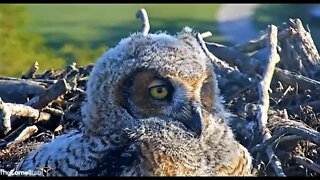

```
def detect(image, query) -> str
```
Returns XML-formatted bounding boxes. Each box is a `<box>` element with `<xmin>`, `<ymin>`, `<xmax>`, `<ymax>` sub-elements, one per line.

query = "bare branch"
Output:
<box><xmin>26</xmin><ymin>78</ymin><xmax>71</xmax><ymax>109</ymax></box>
<box><xmin>0</xmin><ymin>76</ymin><xmax>57</xmax><ymax>84</ymax></box>
<box><xmin>2</xmin><ymin>101</ymin><xmax>51</xmax><ymax>122</ymax></box>
<box><xmin>42</xmin><ymin>107</ymin><xmax>64</xmax><ymax>117</ymax></box>
<box><xmin>200</xmin><ymin>31</ymin><xmax>212</xmax><ymax>39</ymax></box>
<box><xmin>0</xmin><ymin>98</ymin><xmax>51</xmax><ymax>134</ymax></box>
<box><xmin>293</xmin><ymin>155</ymin><xmax>320</xmax><ymax>174</ymax></box>
<box><xmin>274</xmin><ymin>67</ymin><xmax>320</xmax><ymax>93</ymax></box>
<box><xmin>205</xmin><ymin>42</ymin><xmax>265</xmax><ymax>76</ymax></box>
<box><xmin>288</xmin><ymin>19</ymin><xmax>320</xmax><ymax>74</ymax></box>
<box><xmin>256</xmin><ymin>25</ymin><xmax>285</xmax><ymax>177</ymax></box>
<box><xmin>136</xmin><ymin>8</ymin><xmax>150</xmax><ymax>36</ymax></box>
<box><xmin>205</xmin><ymin>41</ymin><xmax>320</xmax><ymax>95</ymax></box>
<box><xmin>0</xmin><ymin>98</ymin><xmax>12</xmax><ymax>134</ymax></box>
<box><xmin>196</xmin><ymin>33</ymin><xmax>253</xmax><ymax>81</ymax></box>
<box><xmin>0</xmin><ymin>79</ymin><xmax>46</xmax><ymax>104</ymax></box>
<box><xmin>265</xmin><ymin>146</ymin><xmax>286</xmax><ymax>176</ymax></box>
<box><xmin>252</xmin><ymin>125</ymin><xmax>320</xmax><ymax>155</ymax></box>
<box><xmin>267</xmin><ymin>125</ymin><xmax>320</xmax><ymax>146</ymax></box>
<box><xmin>257</xmin><ymin>25</ymin><xmax>280</xmax><ymax>142</ymax></box>
<box><xmin>0</xmin><ymin>79</ymin><xmax>70</xmax><ymax>134</ymax></box>
<box><xmin>234</xmin><ymin>28</ymin><xmax>295</xmax><ymax>53</ymax></box>
<box><xmin>22</xmin><ymin>61</ymin><xmax>39</xmax><ymax>79</ymax></box>
<box><xmin>6</xmin><ymin>125</ymin><xmax>38</xmax><ymax>147</ymax></box>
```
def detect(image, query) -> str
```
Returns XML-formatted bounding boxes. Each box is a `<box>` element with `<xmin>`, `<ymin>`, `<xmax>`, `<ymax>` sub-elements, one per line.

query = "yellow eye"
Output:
<box><xmin>149</xmin><ymin>86</ymin><xmax>168</xmax><ymax>100</ymax></box>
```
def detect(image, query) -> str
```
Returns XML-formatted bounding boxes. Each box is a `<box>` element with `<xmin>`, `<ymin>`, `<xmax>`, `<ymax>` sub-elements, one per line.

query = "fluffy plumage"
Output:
<box><xmin>13</xmin><ymin>28</ymin><xmax>252</xmax><ymax>176</ymax></box>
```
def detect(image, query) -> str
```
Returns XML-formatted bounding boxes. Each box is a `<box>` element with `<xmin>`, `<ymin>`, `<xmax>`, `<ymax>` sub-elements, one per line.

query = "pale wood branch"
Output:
<box><xmin>0</xmin><ymin>98</ymin><xmax>51</xmax><ymax>134</ymax></box>
<box><xmin>257</xmin><ymin>25</ymin><xmax>280</xmax><ymax>142</ymax></box>
<box><xmin>6</xmin><ymin>125</ymin><xmax>38</xmax><ymax>147</ymax></box>
<box><xmin>206</xmin><ymin>37</ymin><xmax>320</xmax><ymax>95</ymax></box>
<box><xmin>200</xmin><ymin>31</ymin><xmax>212</xmax><ymax>39</ymax></box>
<box><xmin>0</xmin><ymin>98</ymin><xmax>12</xmax><ymax>134</ymax></box>
<box><xmin>288</xmin><ymin>18</ymin><xmax>320</xmax><ymax>78</ymax></box>
<box><xmin>0</xmin><ymin>76</ymin><xmax>57</xmax><ymax>84</ymax></box>
<box><xmin>256</xmin><ymin>25</ymin><xmax>285</xmax><ymax>177</ymax></box>
<box><xmin>26</xmin><ymin>78</ymin><xmax>71</xmax><ymax>109</ymax></box>
<box><xmin>22</xmin><ymin>61</ymin><xmax>39</xmax><ymax>79</ymax></box>
<box><xmin>0</xmin><ymin>79</ymin><xmax>70</xmax><ymax>135</ymax></box>
<box><xmin>136</xmin><ymin>8</ymin><xmax>150</xmax><ymax>36</ymax></box>
<box><xmin>234</xmin><ymin>28</ymin><xmax>295</xmax><ymax>53</ymax></box>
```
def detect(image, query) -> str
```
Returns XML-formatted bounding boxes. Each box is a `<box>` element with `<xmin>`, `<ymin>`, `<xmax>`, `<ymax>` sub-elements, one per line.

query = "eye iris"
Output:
<box><xmin>150</xmin><ymin>86</ymin><xmax>168</xmax><ymax>100</ymax></box>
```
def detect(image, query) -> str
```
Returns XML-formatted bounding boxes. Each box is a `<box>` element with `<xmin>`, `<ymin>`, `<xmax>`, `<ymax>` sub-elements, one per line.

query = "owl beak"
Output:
<box><xmin>179</xmin><ymin>106</ymin><xmax>203</xmax><ymax>137</ymax></box>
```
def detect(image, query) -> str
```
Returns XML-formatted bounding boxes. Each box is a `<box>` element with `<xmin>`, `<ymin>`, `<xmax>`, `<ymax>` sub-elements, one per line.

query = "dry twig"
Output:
<box><xmin>0</xmin><ymin>79</ymin><xmax>46</xmax><ymax>104</ymax></box>
<box><xmin>293</xmin><ymin>155</ymin><xmax>320</xmax><ymax>174</ymax></box>
<box><xmin>264</xmin><ymin>125</ymin><xmax>320</xmax><ymax>147</ymax></box>
<box><xmin>26</xmin><ymin>78</ymin><xmax>71</xmax><ymax>109</ymax></box>
<box><xmin>0</xmin><ymin>98</ymin><xmax>51</xmax><ymax>134</ymax></box>
<box><xmin>22</xmin><ymin>61</ymin><xmax>39</xmax><ymax>79</ymax></box>
<box><xmin>256</xmin><ymin>25</ymin><xmax>285</xmax><ymax>177</ymax></box>
<box><xmin>0</xmin><ymin>79</ymin><xmax>70</xmax><ymax>137</ymax></box>
<box><xmin>6</xmin><ymin>125</ymin><xmax>38</xmax><ymax>147</ymax></box>
<box><xmin>200</xmin><ymin>31</ymin><xmax>212</xmax><ymax>39</ymax></box>
<box><xmin>235</xmin><ymin>28</ymin><xmax>295</xmax><ymax>53</ymax></box>
<box><xmin>136</xmin><ymin>8</ymin><xmax>150</xmax><ymax>36</ymax></box>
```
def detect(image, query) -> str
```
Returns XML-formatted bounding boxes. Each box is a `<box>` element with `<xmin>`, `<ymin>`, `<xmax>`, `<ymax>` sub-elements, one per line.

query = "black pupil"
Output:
<box><xmin>157</xmin><ymin>87</ymin><xmax>163</xmax><ymax>93</ymax></box>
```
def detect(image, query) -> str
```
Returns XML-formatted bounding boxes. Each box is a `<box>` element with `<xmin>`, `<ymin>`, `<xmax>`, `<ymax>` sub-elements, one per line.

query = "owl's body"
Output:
<box><xmin>14</xmin><ymin>29</ymin><xmax>252</xmax><ymax>176</ymax></box>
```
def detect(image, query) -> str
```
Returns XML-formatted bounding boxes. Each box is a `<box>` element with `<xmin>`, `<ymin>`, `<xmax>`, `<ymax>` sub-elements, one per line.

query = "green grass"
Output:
<box><xmin>253</xmin><ymin>4</ymin><xmax>320</xmax><ymax>48</ymax></box>
<box><xmin>18</xmin><ymin>4</ymin><xmax>223</xmax><ymax>49</ymax></box>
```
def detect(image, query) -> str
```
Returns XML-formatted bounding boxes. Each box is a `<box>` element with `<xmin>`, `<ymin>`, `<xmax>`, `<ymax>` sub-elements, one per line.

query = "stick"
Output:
<box><xmin>196</xmin><ymin>33</ymin><xmax>254</xmax><ymax>82</ymax></box>
<box><xmin>252</xmin><ymin>125</ymin><xmax>320</xmax><ymax>155</ymax></box>
<box><xmin>200</xmin><ymin>31</ymin><xmax>212</xmax><ymax>39</ymax></box>
<box><xmin>265</xmin><ymin>146</ymin><xmax>286</xmax><ymax>176</ymax></box>
<box><xmin>2</xmin><ymin>122</ymin><xmax>28</xmax><ymax>143</ymax></box>
<box><xmin>0</xmin><ymin>98</ymin><xmax>12</xmax><ymax>134</ymax></box>
<box><xmin>22</xmin><ymin>61</ymin><xmax>39</xmax><ymax>79</ymax></box>
<box><xmin>0</xmin><ymin>98</ymin><xmax>51</xmax><ymax>134</ymax></box>
<box><xmin>257</xmin><ymin>25</ymin><xmax>280</xmax><ymax>142</ymax></box>
<box><xmin>136</xmin><ymin>8</ymin><xmax>150</xmax><ymax>36</ymax></box>
<box><xmin>42</xmin><ymin>107</ymin><xmax>64</xmax><ymax>117</ymax></box>
<box><xmin>206</xmin><ymin>41</ymin><xmax>320</xmax><ymax>94</ymax></box>
<box><xmin>26</xmin><ymin>78</ymin><xmax>71</xmax><ymax>109</ymax></box>
<box><xmin>6</xmin><ymin>125</ymin><xmax>38</xmax><ymax>147</ymax></box>
<box><xmin>196</xmin><ymin>32</ymin><xmax>257</xmax><ymax>100</ymax></box>
<box><xmin>286</xmin><ymin>100</ymin><xmax>320</xmax><ymax>114</ymax></box>
<box><xmin>275</xmin><ymin>85</ymin><xmax>294</xmax><ymax>105</ymax></box>
<box><xmin>288</xmin><ymin>19</ymin><xmax>320</xmax><ymax>74</ymax></box>
<box><xmin>274</xmin><ymin>68</ymin><xmax>320</xmax><ymax>93</ymax></box>
<box><xmin>1</xmin><ymin>79</ymin><xmax>70</xmax><ymax>134</ymax></box>
<box><xmin>234</xmin><ymin>28</ymin><xmax>295</xmax><ymax>53</ymax></box>
<box><xmin>205</xmin><ymin>42</ymin><xmax>265</xmax><ymax>76</ymax></box>
<box><xmin>2</xmin><ymin>100</ymin><xmax>51</xmax><ymax>122</ymax></box>
<box><xmin>293</xmin><ymin>155</ymin><xmax>320</xmax><ymax>174</ymax></box>
<box><xmin>283</xmin><ymin>109</ymin><xmax>289</xmax><ymax>120</ymax></box>
<box><xmin>0</xmin><ymin>76</ymin><xmax>57</xmax><ymax>84</ymax></box>
<box><xmin>266</xmin><ymin>125</ymin><xmax>320</xmax><ymax>146</ymax></box>
<box><xmin>256</xmin><ymin>25</ymin><xmax>285</xmax><ymax>177</ymax></box>
<box><xmin>0</xmin><ymin>79</ymin><xmax>46</xmax><ymax>104</ymax></box>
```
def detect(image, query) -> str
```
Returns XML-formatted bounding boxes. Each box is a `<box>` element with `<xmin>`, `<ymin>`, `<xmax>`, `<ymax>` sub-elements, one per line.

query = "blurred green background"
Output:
<box><xmin>0</xmin><ymin>4</ymin><xmax>319</xmax><ymax>77</ymax></box>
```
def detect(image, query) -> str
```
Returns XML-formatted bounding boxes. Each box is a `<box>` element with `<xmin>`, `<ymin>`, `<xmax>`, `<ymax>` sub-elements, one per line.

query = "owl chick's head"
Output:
<box><xmin>81</xmin><ymin>28</ymin><xmax>228</xmax><ymax>139</ymax></box>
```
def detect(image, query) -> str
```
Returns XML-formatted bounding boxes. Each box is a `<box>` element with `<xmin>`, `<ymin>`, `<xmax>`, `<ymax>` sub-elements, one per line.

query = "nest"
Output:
<box><xmin>0</xmin><ymin>10</ymin><xmax>320</xmax><ymax>176</ymax></box>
